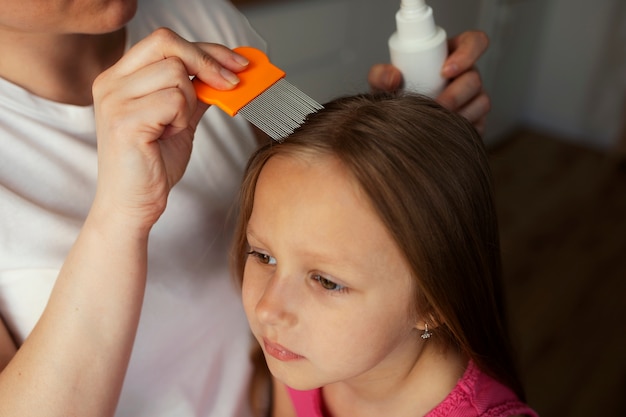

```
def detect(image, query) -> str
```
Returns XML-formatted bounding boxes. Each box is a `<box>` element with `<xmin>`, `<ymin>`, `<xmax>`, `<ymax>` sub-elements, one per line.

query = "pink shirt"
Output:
<box><xmin>287</xmin><ymin>361</ymin><xmax>538</xmax><ymax>417</ymax></box>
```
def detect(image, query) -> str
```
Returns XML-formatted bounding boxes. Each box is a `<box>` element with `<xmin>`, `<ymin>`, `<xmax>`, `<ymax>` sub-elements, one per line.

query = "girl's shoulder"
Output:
<box><xmin>425</xmin><ymin>361</ymin><xmax>539</xmax><ymax>417</ymax></box>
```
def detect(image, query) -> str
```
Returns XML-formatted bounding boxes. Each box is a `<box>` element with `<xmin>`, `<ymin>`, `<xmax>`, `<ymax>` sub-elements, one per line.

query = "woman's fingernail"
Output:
<box><xmin>389</xmin><ymin>70</ymin><xmax>402</xmax><ymax>89</ymax></box>
<box><xmin>220</xmin><ymin>68</ymin><xmax>240</xmax><ymax>85</ymax></box>
<box><xmin>234</xmin><ymin>54</ymin><xmax>249</xmax><ymax>67</ymax></box>
<box><xmin>442</xmin><ymin>63</ymin><xmax>458</xmax><ymax>77</ymax></box>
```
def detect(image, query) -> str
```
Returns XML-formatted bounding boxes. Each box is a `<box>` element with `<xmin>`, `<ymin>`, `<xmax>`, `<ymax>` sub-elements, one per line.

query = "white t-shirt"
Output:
<box><xmin>0</xmin><ymin>1</ymin><xmax>266</xmax><ymax>416</ymax></box>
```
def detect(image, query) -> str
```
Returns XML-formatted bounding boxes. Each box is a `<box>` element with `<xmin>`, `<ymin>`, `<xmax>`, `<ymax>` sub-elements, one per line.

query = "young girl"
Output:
<box><xmin>232</xmin><ymin>92</ymin><xmax>538</xmax><ymax>417</ymax></box>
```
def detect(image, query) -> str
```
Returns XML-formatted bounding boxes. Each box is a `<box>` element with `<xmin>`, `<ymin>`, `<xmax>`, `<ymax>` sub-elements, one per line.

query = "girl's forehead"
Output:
<box><xmin>256</xmin><ymin>153</ymin><xmax>364</xmax><ymax>214</ymax></box>
<box><xmin>249</xmin><ymin>152</ymin><xmax>413</xmax><ymax>287</ymax></box>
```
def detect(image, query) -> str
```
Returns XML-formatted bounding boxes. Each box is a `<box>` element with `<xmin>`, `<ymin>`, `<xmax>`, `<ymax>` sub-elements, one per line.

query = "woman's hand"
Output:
<box><xmin>368</xmin><ymin>30</ymin><xmax>491</xmax><ymax>135</ymax></box>
<box><xmin>1</xmin><ymin>28</ymin><xmax>253</xmax><ymax>417</ymax></box>
<box><xmin>92</xmin><ymin>28</ymin><xmax>249</xmax><ymax>231</ymax></box>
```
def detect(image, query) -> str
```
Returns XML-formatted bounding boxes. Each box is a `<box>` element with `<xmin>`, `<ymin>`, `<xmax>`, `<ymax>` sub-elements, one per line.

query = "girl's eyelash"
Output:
<box><xmin>311</xmin><ymin>274</ymin><xmax>348</xmax><ymax>294</ymax></box>
<box><xmin>246</xmin><ymin>247</ymin><xmax>348</xmax><ymax>294</ymax></box>
<box><xmin>247</xmin><ymin>250</ymin><xmax>276</xmax><ymax>265</ymax></box>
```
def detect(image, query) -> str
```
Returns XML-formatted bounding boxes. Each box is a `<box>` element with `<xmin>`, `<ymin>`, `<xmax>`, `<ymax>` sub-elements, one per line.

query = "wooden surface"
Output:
<box><xmin>488</xmin><ymin>129</ymin><xmax>626</xmax><ymax>417</ymax></box>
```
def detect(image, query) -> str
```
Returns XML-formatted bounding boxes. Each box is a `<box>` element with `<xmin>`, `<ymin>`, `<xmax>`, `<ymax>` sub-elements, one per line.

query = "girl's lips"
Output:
<box><xmin>263</xmin><ymin>338</ymin><xmax>304</xmax><ymax>361</ymax></box>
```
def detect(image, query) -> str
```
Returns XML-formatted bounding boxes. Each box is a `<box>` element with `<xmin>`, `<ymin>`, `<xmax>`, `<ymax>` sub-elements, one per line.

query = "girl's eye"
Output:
<box><xmin>247</xmin><ymin>250</ymin><xmax>277</xmax><ymax>265</ymax></box>
<box><xmin>312</xmin><ymin>275</ymin><xmax>346</xmax><ymax>293</ymax></box>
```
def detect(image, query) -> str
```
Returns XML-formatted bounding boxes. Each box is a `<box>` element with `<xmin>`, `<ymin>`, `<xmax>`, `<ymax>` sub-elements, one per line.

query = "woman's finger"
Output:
<box><xmin>102</xmin><ymin>56</ymin><xmax>199</xmax><ymax>118</ymax></box>
<box><xmin>436</xmin><ymin>69</ymin><xmax>483</xmax><ymax>111</ymax></box>
<box><xmin>442</xmin><ymin>31</ymin><xmax>489</xmax><ymax>79</ymax></box>
<box><xmin>367</xmin><ymin>63</ymin><xmax>403</xmax><ymax>92</ymax></box>
<box><xmin>456</xmin><ymin>92</ymin><xmax>491</xmax><ymax>127</ymax></box>
<box><xmin>110</xmin><ymin>28</ymin><xmax>248</xmax><ymax>90</ymax></box>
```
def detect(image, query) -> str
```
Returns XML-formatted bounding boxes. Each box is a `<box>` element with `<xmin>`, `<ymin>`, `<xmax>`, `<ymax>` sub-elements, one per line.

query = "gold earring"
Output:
<box><xmin>421</xmin><ymin>323</ymin><xmax>432</xmax><ymax>339</ymax></box>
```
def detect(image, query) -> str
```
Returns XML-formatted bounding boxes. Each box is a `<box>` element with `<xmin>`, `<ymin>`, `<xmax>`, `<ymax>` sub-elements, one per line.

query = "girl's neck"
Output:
<box><xmin>0</xmin><ymin>29</ymin><xmax>126</xmax><ymax>106</ymax></box>
<box><xmin>322</xmin><ymin>345</ymin><xmax>466</xmax><ymax>417</ymax></box>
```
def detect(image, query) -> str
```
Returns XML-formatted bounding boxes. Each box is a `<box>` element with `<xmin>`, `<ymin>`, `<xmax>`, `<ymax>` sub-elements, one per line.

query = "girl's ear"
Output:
<box><xmin>414</xmin><ymin>312</ymin><xmax>440</xmax><ymax>331</ymax></box>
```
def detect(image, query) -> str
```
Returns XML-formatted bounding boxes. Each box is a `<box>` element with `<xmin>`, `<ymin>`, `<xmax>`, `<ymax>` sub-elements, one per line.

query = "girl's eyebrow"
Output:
<box><xmin>245</xmin><ymin>224</ymin><xmax>264</xmax><ymax>245</ymax></box>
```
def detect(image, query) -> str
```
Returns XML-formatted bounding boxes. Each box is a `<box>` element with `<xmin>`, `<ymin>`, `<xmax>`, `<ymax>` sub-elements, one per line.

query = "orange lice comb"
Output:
<box><xmin>193</xmin><ymin>46</ymin><xmax>323</xmax><ymax>141</ymax></box>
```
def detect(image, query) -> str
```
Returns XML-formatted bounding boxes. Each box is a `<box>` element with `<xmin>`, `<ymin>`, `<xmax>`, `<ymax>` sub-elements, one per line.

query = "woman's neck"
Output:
<box><xmin>322</xmin><ymin>344</ymin><xmax>466</xmax><ymax>417</ymax></box>
<box><xmin>0</xmin><ymin>29</ymin><xmax>126</xmax><ymax>106</ymax></box>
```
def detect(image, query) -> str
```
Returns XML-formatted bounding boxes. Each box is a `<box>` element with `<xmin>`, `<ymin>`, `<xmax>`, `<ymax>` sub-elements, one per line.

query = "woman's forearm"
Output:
<box><xmin>0</xmin><ymin>210</ymin><xmax>150</xmax><ymax>417</ymax></box>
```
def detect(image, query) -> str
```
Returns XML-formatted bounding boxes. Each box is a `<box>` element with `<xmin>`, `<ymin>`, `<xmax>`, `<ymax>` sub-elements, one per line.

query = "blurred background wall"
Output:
<box><xmin>233</xmin><ymin>0</ymin><xmax>625</xmax><ymax>149</ymax></box>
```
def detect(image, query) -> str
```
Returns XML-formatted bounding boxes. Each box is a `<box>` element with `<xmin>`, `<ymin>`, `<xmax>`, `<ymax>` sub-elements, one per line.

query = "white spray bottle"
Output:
<box><xmin>388</xmin><ymin>0</ymin><xmax>448</xmax><ymax>98</ymax></box>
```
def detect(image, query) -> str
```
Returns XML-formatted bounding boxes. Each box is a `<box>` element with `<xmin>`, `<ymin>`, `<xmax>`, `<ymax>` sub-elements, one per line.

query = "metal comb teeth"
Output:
<box><xmin>193</xmin><ymin>46</ymin><xmax>323</xmax><ymax>142</ymax></box>
<box><xmin>238</xmin><ymin>78</ymin><xmax>323</xmax><ymax>141</ymax></box>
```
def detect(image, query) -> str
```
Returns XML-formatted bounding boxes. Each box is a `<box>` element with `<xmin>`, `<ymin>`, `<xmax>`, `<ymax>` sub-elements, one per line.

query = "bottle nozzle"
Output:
<box><xmin>401</xmin><ymin>0</ymin><xmax>427</xmax><ymax>12</ymax></box>
<box><xmin>396</xmin><ymin>0</ymin><xmax>436</xmax><ymax>40</ymax></box>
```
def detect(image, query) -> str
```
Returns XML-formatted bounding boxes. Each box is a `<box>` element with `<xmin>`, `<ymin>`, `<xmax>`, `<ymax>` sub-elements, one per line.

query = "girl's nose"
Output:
<box><xmin>255</xmin><ymin>277</ymin><xmax>298</xmax><ymax>327</ymax></box>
